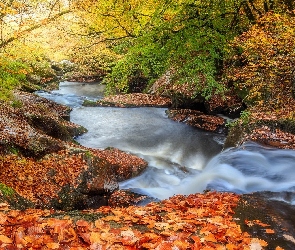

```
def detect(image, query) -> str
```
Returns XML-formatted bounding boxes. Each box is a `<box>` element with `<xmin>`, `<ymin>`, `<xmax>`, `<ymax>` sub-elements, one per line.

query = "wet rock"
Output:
<box><xmin>223</xmin><ymin>125</ymin><xmax>245</xmax><ymax>148</ymax></box>
<box><xmin>0</xmin><ymin>91</ymin><xmax>86</xmax><ymax>158</ymax></box>
<box><xmin>48</xmin><ymin>184</ymin><xmax>90</xmax><ymax>211</ymax></box>
<box><xmin>46</xmin><ymin>147</ymin><xmax>148</xmax><ymax>210</ymax></box>
<box><xmin>205</xmin><ymin>92</ymin><xmax>245</xmax><ymax>119</ymax></box>
<box><xmin>0</xmin><ymin>91</ymin><xmax>148</xmax><ymax>211</ymax></box>
<box><xmin>108</xmin><ymin>190</ymin><xmax>149</xmax><ymax>207</ymax></box>
<box><xmin>0</xmin><ymin>145</ymin><xmax>148</xmax><ymax>211</ymax></box>
<box><xmin>26</xmin><ymin>114</ymin><xmax>86</xmax><ymax>141</ymax></box>
<box><xmin>236</xmin><ymin>192</ymin><xmax>295</xmax><ymax>250</ymax></box>
<box><xmin>0</xmin><ymin>106</ymin><xmax>66</xmax><ymax>158</ymax></box>
<box><xmin>90</xmin><ymin>93</ymin><xmax>171</xmax><ymax>108</ymax></box>
<box><xmin>0</xmin><ymin>183</ymin><xmax>33</xmax><ymax>210</ymax></box>
<box><xmin>224</xmin><ymin>116</ymin><xmax>295</xmax><ymax>150</ymax></box>
<box><xmin>15</xmin><ymin>91</ymin><xmax>72</xmax><ymax>121</ymax></box>
<box><xmin>166</xmin><ymin>109</ymin><xmax>227</xmax><ymax>133</ymax></box>
<box><xmin>77</xmin><ymin>151</ymin><xmax>119</xmax><ymax>195</ymax></box>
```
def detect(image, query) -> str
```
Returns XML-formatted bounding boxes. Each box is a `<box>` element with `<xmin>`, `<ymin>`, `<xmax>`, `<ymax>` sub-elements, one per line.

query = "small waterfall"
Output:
<box><xmin>37</xmin><ymin>82</ymin><xmax>295</xmax><ymax>203</ymax></box>
<box><xmin>119</xmin><ymin>142</ymin><xmax>295</xmax><ymax>199</ymax></box>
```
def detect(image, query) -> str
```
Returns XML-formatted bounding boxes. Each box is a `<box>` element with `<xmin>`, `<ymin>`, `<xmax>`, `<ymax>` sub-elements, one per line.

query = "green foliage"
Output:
<box><xmin>104</xmin><ymin>38</ymin><xmax>169</xmax><ymax>94</ymax></box>
<box><xmin>103</xmin><ymin>0</ymin><xmax>237</xmax><ymax>98</ymax></box>
<box><xmin>11</xmin><ymin>100</ymin><xmax>23</xmax><ymax>108</ymax></box>
<box><xmin>0</xmin><ymin>43</ymin><xmax>56</xmax><ymax>101</ymax></box>
<box><xmin>0</xmin><ymin>183</ymin><xmax>15</xmax><ymax>197</ymax></box>
<box><xmin>8</xmin><ymin>146</ymin><xmax>20</xmax><ymax>155</ymax></box>
<box><xmin>0</xmin><ymin>55</ymin><xmax>29</xmax><ymax>101</ymax></box>
<box><xmin>226</xmin><ymin>110</ymin><xmax>251</xmax><ymax>127</ymax></box>
<box><xmin>5</xmin><ymin>42</ymin><xmax>59</xmax><ymax>88</ymax></box>
<box><xmin>79</xmin><ymin>0</ymin><xmax>295</xmax><ymax>99</ymax></box>
<box><xmin>84</xmin><ymin>150</ymin><xmax>93</xmax><ymax>159</ymax></box>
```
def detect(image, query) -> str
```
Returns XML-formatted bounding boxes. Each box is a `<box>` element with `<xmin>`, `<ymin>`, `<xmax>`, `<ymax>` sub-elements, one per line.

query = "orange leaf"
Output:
<box><xmin>157</xmin><ymin>242</ymin><xmax>173</xmax><ymax>250</ymax></box>
<box><xmin>275</xmin><ymin>247</ymin><xmax>284</xmax><ymax>250</ymax></box>
<box><xmin>204</xmin><ymin>233</ymin><xmax>217</xmax><ymax>243</ymax></box>
<box><xmin>76</xmin><ymin>220</ymin><xmax>90</xmax><ymax>228</ymax></box>
<box><xmin>90</xmin><ymin>232</ymin><xmax>102</xmax><ymax>244</ymax></box>
<box><xmin>46</xmin><ymin>242</ymin><xmax>60</xmax><ymax>249</ymax></box>
<box><xmin>254</xmin><ymin>220</ymin><xmax>270</xmax><ymax>227</ymax></box>
<box><xmin>226</xmin><ymin>243</ymin><xmax>238</xmax><ymax>250</ymax></box>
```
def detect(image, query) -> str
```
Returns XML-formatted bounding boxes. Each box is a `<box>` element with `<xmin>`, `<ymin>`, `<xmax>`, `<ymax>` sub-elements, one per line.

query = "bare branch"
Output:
<box><xmin>0</xmin><ymin>9</ymin><xmax>72</xmax><ymax>48</ymax></box>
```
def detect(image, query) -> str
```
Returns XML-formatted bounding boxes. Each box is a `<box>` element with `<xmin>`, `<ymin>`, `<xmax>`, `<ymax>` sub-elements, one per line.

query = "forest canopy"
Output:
<box><xmin>0</xmin><ymin>0</ymin><xmax>295</xmax><ymax>105</ymax></box>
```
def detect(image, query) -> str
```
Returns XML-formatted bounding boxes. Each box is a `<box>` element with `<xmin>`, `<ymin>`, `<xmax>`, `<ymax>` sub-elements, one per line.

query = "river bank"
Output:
<box><xmin>0</xmin><ymin>91</ymin><xmax>147</xmax><ymax>210</ymax></box>
<box><xmin>0</xmin><ymin>87</ymin><xmax>295</xmax><ymax>248</ymax></box>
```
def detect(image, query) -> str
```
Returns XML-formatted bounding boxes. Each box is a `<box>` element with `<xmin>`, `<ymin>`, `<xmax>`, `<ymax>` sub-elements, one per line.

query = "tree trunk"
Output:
<box><xmin>292</xmin><ymin>69</ymin><xmax>295</xmax><ymax>99</ymax></box>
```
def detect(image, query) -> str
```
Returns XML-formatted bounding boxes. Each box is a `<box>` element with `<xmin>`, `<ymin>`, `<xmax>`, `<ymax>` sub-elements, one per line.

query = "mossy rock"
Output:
<box><xmin>0</xmin><ymin>183</ymin><xmax>33</xmax><ymax>210</ymax></box>
<box><xmin>82</xmin><ymin>100</ymin><xmax>100</xmax><ymax>107</ymax></box>
<box><xmin>224</xmin><ymin>125</ymin><xmax>246</xmax><ymax>149</ymax></box>
<box><xmin>49</xmin><ymin>185</ymin><xmax>90</xmax><ymax>211</ymax></box>
<box><xmin>26</xmin><ymin>114</ymin><xmax>87</xmax><ymax>142</ymax></box>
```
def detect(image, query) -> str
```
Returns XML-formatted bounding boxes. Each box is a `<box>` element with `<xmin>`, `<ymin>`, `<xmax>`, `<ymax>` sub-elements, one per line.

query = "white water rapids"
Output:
<box><xmin>37</xmin><ymin>82</ymin><xmax>295</xmax><ymax>203</ymax></box>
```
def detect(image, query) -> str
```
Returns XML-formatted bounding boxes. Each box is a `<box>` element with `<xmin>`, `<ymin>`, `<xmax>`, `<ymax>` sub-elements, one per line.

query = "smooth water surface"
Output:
<box><xmin>36</xmin><ymin>81</ymin><xmax>105</xmax><ymax>107</ymax></box>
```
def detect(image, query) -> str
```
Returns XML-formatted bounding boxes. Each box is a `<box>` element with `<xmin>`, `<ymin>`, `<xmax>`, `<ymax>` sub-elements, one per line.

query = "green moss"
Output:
<box><xmin>8</xmin><ymin>146</ymin><xmax>19</xmax><ymax>155</ymax></box>
<box><xmin>0</xmin><ymin>182</ymin><xmax>33</xmax><ymax>209</ymax></box>
<box><xmin>226</xmin><ymin>110</ymin><xmax>251</xmax><ymax>128</ymax></box>
<box><xmin>11</xmin><ymin>100</ymin><xmax>23</xmax><ymax>108</ymax></box>
<box><xmin>84</xmin><ymin>150</ymin><xmax>93</xmax><ymax>158</ymax></box>
<box><xmin>82</xmin><ymin>100</ymin><xmax>98</xmax><ymax>107</ymax></box>
<box><xmin>0</xmin><ymin>183</ymin><xmax>15</xmax><ymax>196</ymax></box>
<box><xmin>47</xmin><ymin>210</ymin><xmax>105</xmax><ymax>222</ymax></box>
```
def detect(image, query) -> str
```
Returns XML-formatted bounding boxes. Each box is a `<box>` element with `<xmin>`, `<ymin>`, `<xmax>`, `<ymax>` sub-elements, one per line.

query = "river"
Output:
<box><xmin>37</xmin><ymin>82</ymin><xmax>295</xmax><ymax>205</ymax></box>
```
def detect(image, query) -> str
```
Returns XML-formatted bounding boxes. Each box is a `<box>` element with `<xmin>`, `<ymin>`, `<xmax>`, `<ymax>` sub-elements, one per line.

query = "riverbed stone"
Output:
<box><xmin>0</xmin><ymin>91</ymin><xmax>86</xmax><ymax>158</ymax></box>
<box><xmin>204</xmin><ymin>92</ymin><xmax>245</xmax><ymax>118</ymax></box>
<box><xmin>166</xmin><ymin>109</ymin><xmax>227</xmax><ymax>133</ymax></box>
<box><xmin>236</xmin><ymin>191</ymin><xmax>295</xmax><ymax>250</ymax></box>
<box><xmin>45</xmin><ymin>147</ymin><xmax>147</xmax><ymax>210</ymax></box>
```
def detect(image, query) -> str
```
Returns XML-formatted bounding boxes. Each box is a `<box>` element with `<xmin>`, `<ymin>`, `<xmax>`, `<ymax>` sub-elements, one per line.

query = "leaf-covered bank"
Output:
<box><xmin>0</xmin><ymin>91</ymin><xmax>147</xmax><ymax>211</ymax></box>
<box><xmin>0</xmin><ymin>192</ymin><xmax>293</xmax><ymax>249</ymax></box>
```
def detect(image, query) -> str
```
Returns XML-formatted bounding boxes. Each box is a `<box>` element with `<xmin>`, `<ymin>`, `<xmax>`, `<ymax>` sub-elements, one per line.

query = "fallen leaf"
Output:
<box><xmin>46</xmin><ymin>242</ymin><xmax>60</xmax><ymax>249</ymax></box>
<box><xmin>265</xmin><ymin>229</ymin><xmax>275</xmax><ymax>234</ymax></box>
<box><xmin>0</xmin><ymin>235</ymin><xmax>12</xmax><ymax>244</ymax></box>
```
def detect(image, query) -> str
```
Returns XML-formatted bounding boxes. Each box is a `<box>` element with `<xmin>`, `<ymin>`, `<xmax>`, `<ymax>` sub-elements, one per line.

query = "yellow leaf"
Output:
<box><xmin>90</xmin><ymin>232</ymin><xmax>102</xmax><ymax>244</ymax></box>
<box><xmin>0</xmin><ymin>235</ymin><xmax>12</xmax><ymax>244</ymax></box>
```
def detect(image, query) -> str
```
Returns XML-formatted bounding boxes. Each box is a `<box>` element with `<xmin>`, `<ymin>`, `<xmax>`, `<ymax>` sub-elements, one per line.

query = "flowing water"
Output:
<box><xmin>37</xmin><ymin>82</ymin><xmax>295</xmax><ymax>204</ymax></box>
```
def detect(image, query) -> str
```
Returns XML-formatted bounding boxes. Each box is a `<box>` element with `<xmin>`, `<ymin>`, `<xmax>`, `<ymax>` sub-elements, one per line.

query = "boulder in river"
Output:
<box><xmin>166</xmin><ymin>109</ymin><xmax>227</xmax><ymax>133</ymax></box>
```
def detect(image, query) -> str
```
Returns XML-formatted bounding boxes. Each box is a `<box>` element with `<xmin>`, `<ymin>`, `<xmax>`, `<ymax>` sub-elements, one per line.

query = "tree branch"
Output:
<box><xmin>0</xmin><ymin>9</ymin><xmax>72</xmax><ymax>49</ymax></box>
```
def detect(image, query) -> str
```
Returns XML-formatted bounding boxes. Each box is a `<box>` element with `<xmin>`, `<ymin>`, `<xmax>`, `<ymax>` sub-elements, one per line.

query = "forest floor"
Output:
<box><xmin>0</xmin><ymin>192</ymin><xmax>286</xmax><ymax>250</ymax></box>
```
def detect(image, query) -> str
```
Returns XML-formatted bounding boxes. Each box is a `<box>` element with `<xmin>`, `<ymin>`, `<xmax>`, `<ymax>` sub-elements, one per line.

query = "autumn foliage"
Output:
<box><xmin>0</xmin><ymin>192</ymin><xmax>273</xmax><ymax>249</ymax></box>
<box><xmin>0</xmin><ymin>91</ymin><xmax>147</xmax><ymax>208</ymax></box>
<box><xmin>0</xmin><ymin>1</ymin><xmax>295</xmax><ymax>249</ymax></box>
<box><xmin>91</xmin><ymin>93</ymin><xmax>171</xmax><ymax>108</ymax></box>
<box><xmin>225</xmin><ymin>12</ymin><xmax>295</xmax><ymax>108</ymax></box>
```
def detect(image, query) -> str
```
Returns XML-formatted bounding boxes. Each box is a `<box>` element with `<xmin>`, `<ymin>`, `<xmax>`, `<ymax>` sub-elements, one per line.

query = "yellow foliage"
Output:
<box><xmin>225</xmin><ymin>12</ymin><xmax>295</xmax><ymax>108</ymax></box>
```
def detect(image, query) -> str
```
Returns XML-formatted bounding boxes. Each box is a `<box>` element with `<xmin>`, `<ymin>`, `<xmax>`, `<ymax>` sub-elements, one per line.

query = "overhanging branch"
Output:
<box><xmin>0</xmin><ymin>9</ymin><xmax>72</xmax><ymax>49</ymax></box>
